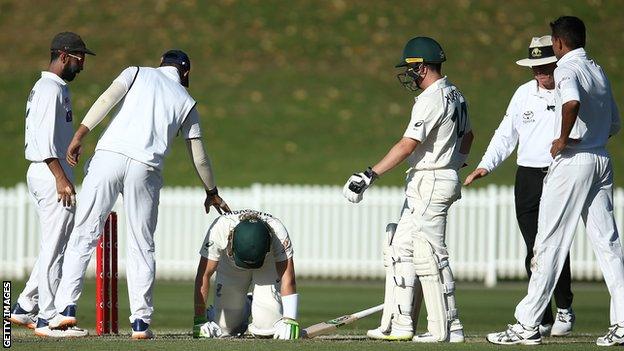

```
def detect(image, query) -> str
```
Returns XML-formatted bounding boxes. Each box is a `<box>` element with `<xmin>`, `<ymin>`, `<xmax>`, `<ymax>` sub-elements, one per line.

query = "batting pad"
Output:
<box><xmin>413</xmin><ymin>235</ymin><xmax>448</xmax><ymax>342</ymax></box>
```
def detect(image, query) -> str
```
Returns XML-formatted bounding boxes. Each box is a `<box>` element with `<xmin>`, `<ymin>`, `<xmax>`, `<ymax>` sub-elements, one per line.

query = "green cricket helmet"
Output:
<box><xmin>395</xmin><ymin>36</ymin><xmax>446</xmax><ymax>67</ymax></box>
<box><xmin>232</xmin><ymin>218</ymin><xmax>271</xmax><ymax>269</ymax></box>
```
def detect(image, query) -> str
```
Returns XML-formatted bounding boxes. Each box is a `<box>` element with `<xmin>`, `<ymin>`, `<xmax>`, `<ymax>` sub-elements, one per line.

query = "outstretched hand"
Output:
<box><xmin>204</xmin><ymin>191</ymin><xmax>231</xmax><ymax>214</ymax></box>
<box><xmin>464</xmin><ymin>168</ymin><xmax>489</xmax><ymax>186</ymax></box>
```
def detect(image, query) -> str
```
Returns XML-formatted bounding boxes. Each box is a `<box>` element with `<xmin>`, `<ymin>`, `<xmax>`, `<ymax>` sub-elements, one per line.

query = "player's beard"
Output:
<box><xmin>60</xmin><ymin>62</ymin><xmax>81</xmax><ymax>82</ymax></box>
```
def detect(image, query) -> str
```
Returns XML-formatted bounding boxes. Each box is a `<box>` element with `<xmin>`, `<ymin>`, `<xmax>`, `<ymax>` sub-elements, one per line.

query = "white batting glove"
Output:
<box><xmin>342</xmin><ymin>167</ymin><xmax>378</xmax><ymax>203</ymax></box>
<box><xmin>198</xmin><ymin>320</ymin><xmax>222</xmax><ymax>338</ymax></box>
<box><xmin>273</xmin><ymin>317</ymin><xmax>300</xmax><ymax>340</ymax></box>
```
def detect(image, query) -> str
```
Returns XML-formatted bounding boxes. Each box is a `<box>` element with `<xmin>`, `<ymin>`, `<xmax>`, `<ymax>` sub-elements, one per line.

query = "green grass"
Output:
<box><xmin>5</xmin><ymin>279</ymin><xmax>614</xmax><ymax>350</ymax></box>
<box><xmin>0</xmin><ymin>1</ymin><xmax>623</xmax><ymax>187</ymax></box>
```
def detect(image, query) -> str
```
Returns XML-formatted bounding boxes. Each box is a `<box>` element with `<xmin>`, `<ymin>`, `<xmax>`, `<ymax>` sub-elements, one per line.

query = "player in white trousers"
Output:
<box><xmin>49</xmin><ymin>50</ymin><xmax>230</xmax><ymax>339</ymax></box>
<box><xmin>192</xmin><ymin>210</ymin><xmax>299</xmax><ymax>339</ymax></box>
<box><xmin>343</xmin><ymin>37</ymin><xmax>473</xmax><ymax>343</ymax></box>
<box><xmin>487</xmin><ymin>16</ymin><xmax>623</xmax><ymax>347</ymax></box>
<box><xmin>465</xmin><ymin>36</ymin><xmax>576</xmax><ymax>337</ymax></box>
<box><xmin>9</xmin><ymin>32</ymin><xmax>94</xmax><ymax>338</ymax></box>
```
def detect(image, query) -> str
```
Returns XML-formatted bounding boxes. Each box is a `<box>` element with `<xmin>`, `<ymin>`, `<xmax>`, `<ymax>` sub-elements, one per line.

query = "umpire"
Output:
<box><xmin>464</xmin><ymin>35</ymin><xmax>574</xmax><ymax>336</ymax></box>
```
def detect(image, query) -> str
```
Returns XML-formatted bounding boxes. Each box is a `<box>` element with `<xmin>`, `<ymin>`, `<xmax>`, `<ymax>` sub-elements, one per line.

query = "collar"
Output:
<box><xmin>158</xmin><ymin>66</ymin><xmax>181</xmax><ymax>84</ymax></box>
<box><xmin>415</xmin><ymin>76</ymin><xmax>449</xmax><ymax>100</ymax></box>
<box><xmin>557</xmin><ymin>47</ymin><xmax>586</xmax><ymax>66</ymax></box>
<box><xmin>41</xmin><ymin>71</ymin><xmax>66</xmax><ymax>85</ymax></box>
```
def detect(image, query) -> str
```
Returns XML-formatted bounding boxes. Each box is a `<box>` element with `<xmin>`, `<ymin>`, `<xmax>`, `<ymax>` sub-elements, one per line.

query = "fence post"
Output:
<box><xmin>485</xmin><ymin>184</ymin><xmax>498</xmax><ymax>287</ymax></box>
<box><xmin>15</xmin><ymin>183</ymin><xmax>28</xmax><ymax>279</ymax></box>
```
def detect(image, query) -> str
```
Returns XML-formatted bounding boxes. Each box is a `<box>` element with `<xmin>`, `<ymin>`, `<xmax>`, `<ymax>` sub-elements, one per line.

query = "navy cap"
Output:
<box><xmin>51</xmin><ymin>32</ymin><xmax>95</xmax><ymax>55</ymax></box>
<box><xmin>161</xmin><ymin>49</ymin><xmax>190</xmax><ymax>70</ymax></box>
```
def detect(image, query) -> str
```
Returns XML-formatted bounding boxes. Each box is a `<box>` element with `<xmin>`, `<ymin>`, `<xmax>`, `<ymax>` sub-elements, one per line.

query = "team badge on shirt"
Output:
<box><xmin>522</xmin><ymin>111</ymin><xmax>535</xmax><ymax>123</ymax></box>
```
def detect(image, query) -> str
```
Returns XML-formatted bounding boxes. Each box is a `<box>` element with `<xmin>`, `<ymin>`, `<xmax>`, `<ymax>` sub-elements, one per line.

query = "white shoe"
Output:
<box><xmin>34</xmin><ymin>320</ymin><xmax>88</xmax><ymax>338</ymax></box>
<box><xmin>366</xmin><ymin>327</ymin><xmax>413</xmax><ymax>341</ymax></box>
<box><xmin>486</xmin><ymin>322</ymin><xmax>541</xmax><ymax>345</ymax></box>
<box><xmin>412</xmin><ymin>319</ymin><xmax>465</xmax><ymax>343</ymax></box>
<box><xmin>551</xmin><ymin>308</ymin><xmax>575</xmax><ymax>336</ymax></box>
<box><xmin>8</xmin><ymin>304</ymin><xmax>37</xmax><ymax>329</ymax></box>
<box><xmin>539</xmin><ymin>323</ymin><xmax>552</xmax><ymax>337</ymax></box>
<box><xmin>131</xmin><ymin>319</ymin><xmax>155</xmax><ymax>339</ymax></box>
<box><xmin>596</xmin><ymin>324</ymin><xmax>624</xmax><ymax>346</ymax></box>
<box><xmin>48</xmin><ymin>313</ymin><xmax>77</xmax><ymax>329</ymax></box>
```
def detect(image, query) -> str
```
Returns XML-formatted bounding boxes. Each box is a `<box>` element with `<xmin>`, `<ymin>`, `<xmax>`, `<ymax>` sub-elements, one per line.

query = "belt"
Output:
<box><xmin>518</xmin><ymin>165</ymin><xmax>549</xmax><ymax>173</ymax></box>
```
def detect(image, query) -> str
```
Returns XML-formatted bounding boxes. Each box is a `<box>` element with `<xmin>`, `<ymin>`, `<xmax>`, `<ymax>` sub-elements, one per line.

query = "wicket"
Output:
<box><xmin>96</xmin><ymin>212</ymin><xmax>118</xmax><ymax>335</ymax></box>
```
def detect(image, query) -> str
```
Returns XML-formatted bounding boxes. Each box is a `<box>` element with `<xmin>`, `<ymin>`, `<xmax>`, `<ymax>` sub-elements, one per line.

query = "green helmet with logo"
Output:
<box><xmin>232</xmin><ymin>218</ymin><xmax>271</xmax><ymax>269</ymax></box>
<box><xmin>395</xmin><ymin>36</ymin><xmax>446</xmax><ymax>67</ymax></box>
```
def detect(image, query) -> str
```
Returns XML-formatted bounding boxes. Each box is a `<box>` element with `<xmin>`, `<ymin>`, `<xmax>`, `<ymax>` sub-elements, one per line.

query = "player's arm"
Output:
<box><xmin>609</xmin><ymin>94</ymin><xmax>621</xmax><ymax>137</ymax></box>
<box><xmin>66</xmin><ymin>79</ymin><xmax>129</xmax><ymax>166</ymax></box>
<box><xmin>182</xmin><ymin>107</ymin><xmax>230</xmax><ymax>214</ymax></box>
<box><xmin>372</xmin><ymin>137</ymin><xmax>420</xmax><ymax>177</ymax></box>
<box><xmin>274</xmin><ymin>257</ymin><xmax>300</xmax><ymax>339</ymax></box>
<box><xmin>551</xmin><ymin>67</ymin><xmax>581</xmax><ymax>157</ymax></box>
<box><xmin>194</xmin><ymin>257</ymin><xmax>218</xmax><ymax>316</ymax></box>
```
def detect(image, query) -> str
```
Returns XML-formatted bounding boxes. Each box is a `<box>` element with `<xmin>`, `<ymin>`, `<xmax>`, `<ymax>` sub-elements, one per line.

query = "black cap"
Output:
<box><xmin>51</xmin><ymin>32</ymin><xmax>95</xmax><ymax>55</ymax></box>
<box><xmin>161</xmin><ymin>49</ymin><xmax>191</xmax><ymax>70</ymax></box>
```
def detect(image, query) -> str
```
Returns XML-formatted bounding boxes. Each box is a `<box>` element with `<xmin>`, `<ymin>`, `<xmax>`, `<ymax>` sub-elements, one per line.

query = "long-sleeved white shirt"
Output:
<box><xmin>477</xmin><ymin>79</ymin><xmax>556</xmax><ymax>172</ymax></box>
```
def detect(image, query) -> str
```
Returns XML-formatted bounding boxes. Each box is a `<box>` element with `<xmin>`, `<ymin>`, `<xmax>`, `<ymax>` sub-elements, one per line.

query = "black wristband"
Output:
<box><xmin>365</xmin><ymin>167</ymin><xmax>379</xmax><ymax>181</ymax></box>
<box><xmin>206</xmin><ymin>187</ymin><xmax>218</xmax><ymax>196</ymax></box>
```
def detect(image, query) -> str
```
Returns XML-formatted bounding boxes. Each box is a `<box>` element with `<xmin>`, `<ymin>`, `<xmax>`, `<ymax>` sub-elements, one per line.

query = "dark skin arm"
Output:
<box><xmin>550</xmin><ymin>100</ymin><xmax>580</xmax><ymax>157</ymax></box>
<box><xmin>44</xmin><ymin>158</ymin><xmax>75</xmax><ymax>207</ymax></box>
<box><xmin>194</xmin><ymin>257</ymin><xmax>219</xmax><ymax>316</ymax></box>
<box><xmin>66</xmin><ymin>124</ymin><xmax>90</xmax><ymax>167</ymax></box>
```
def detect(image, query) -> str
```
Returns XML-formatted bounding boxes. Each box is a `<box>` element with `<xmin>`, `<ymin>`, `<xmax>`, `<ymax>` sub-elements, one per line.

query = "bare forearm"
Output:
<box><xmin>194</xmin><ymin>274</ymin><xmax>210</xmax><ymax>316</ymax></box>
<box><xmin>372</xmin><ymin>138</ymin><xmax>419</xmax><ymax>176</ymax></box>
<box><xmin>44</xmin><ymin>158</ymin><xmax>69</xmax><ymax>181</ymax></box>
<box><xmin>559</xmin><ymin>101</ymin><xmax>580</xmax><ymax>142</ymax></box>
<box><xmin>74</xmin><ymin>124</ymin><xmax>90</xmax><ymax>142</ymax></box>
<box><xmin>277</xmin><ymin>258</ymin><xmax>297</xmax><ymax>296</ymax></box>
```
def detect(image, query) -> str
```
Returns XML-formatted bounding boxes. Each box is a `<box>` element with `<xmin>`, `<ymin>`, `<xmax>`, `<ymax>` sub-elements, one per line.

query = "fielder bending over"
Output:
<box><xmin>49</xmin><ymin>50</ymin><xmax>230</xmax><ymax>339</ymax></box>
<box><xmin>193</xmin><ymin>210</ymin><xmax>299</xmax><ymax>339</ymax></box>
<box><xmin>343</xmin><ymin>36</ymin><xmax>473</xmax><ymax>343</ymax></box>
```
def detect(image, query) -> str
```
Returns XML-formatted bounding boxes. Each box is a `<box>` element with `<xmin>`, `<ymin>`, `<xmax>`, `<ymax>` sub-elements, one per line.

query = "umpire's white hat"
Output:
<box><xmin>516</xmin><ymin>36</ymin><xmax>558</xmax><ymax>67</ymax></box>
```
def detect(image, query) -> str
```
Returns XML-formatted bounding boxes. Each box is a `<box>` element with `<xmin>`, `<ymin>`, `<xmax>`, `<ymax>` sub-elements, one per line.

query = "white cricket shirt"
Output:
<box><xmin>477</xmin><ymin>80</ymin><xmax>556</xmax><ymax>172</ymax></box>
<box><xmin>199</xmin><ymin>210</ymin><xmax>294</xmax><ymax>264</ymax></box>
<box><xmin>24</xmin><ymin>71</ymin><xmax>74</xmax><ymax>163</ymax></box>
<box><xmin>554</xmin><ymin>48</ymin><xmax>620</xmax><ymax>150</ymax></box>
<box><xmin>404</xmin><ymin>76</ymin><xmax>472</xmax><ymax>171</ymax></box>
<box><xmin>95</xmin><ymin>66</ymin><xmax>200</xmax><ymax>170</ymax></box>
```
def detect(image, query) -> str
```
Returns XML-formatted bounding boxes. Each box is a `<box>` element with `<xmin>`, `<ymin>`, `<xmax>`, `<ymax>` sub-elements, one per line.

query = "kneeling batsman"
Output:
<box><xmin>193</xmin><ymin>210</ymin><xmax>299</xmax><ymax>339</ymax></box>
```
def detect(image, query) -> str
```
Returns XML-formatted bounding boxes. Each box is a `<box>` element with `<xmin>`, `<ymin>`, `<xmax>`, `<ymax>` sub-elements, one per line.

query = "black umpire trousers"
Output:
<box><xmin>514</xmin><ymin>166</ymin><xmax>574</xmax><ymax>325</ymax></box>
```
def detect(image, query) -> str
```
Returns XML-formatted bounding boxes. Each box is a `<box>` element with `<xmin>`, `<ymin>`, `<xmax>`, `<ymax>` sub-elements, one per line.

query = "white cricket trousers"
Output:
<box><xmin>17</xmin><ymin>162</ymin><xmax>75</xmax><ymax>320</ymax></box>
<box><xmin>515</xmin><ymin>148</ymin><xmax>624</xmax><ymax>326</ymax></box>
<box><xmin>55</xmin><ymin>150</ymin><xmax>163</xmax><ymax>324</ymax></box>
<box><xmin>390</xmin><ymin>169</ymin><xmax>462</xmax><ymax>329</ymax></box>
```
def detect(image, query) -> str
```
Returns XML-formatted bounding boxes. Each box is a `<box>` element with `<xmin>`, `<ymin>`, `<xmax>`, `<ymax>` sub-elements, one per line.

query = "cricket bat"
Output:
<box><xmin>302</xmin><ymin>304</ymin><xmax>383</xmax><ymax>338</ymax></box>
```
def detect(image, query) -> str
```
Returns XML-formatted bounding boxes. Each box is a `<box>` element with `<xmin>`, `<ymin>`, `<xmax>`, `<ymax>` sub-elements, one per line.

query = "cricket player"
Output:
<box><xmin>465</xmin><ymin>35</ymin><xmax>575</xmax><ymax>337</ymax></box>
<box><xmin>192</xmin><ymin>210</ymin><xmax>299</xmax><ymax>340</ymax></box>
<box><xmin>487</xmin><ymin>16</ymin><xmax>623</xmax><ymax>346</ymax></box>
<box><xmin>49</xmin><ymin>50</ymin><xmax>230</xmax><ymax>339</ymax></box>
<box><xmin>9</xmin><ymin>32</ymin><xmax>93</xmax><ymax>338</ymax></box>
<box><xmin>343</xmin><ymin>36</ymin><xmax>474</xmax><ymax>343</ymax></box>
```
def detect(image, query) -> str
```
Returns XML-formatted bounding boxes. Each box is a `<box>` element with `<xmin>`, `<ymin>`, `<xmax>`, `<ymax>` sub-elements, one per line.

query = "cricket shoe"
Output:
<box><xmin>8</xmin><ymin>303</ymin><xmax>37</xmax><ymax>329</ymax></box>
<box><xmin>366</xmin><ymin>327</ymin><xmax>413</xmax><ymax>341</ymax></box>
<box><xmin>486</xmin><ymin>322</ymin><xmax>541</xmax><ymax>345</ymax></box>
<box><xmin>132</xmin><ymin>319</ymin><xmax>155</xmax><ymax>339</ymax></box>
<box><xmin>539</xmin><ymin>323</ymin><xmax>552</xmax><ymax>337</ymax></box>
<box><xmin>596</xmin><ymin>323</ymin><xmax>624</xmax><ymax>346</ymax></box>
<box><xmin>34</xmin><ymin>319</ymin><xmax>88</xmax><ymax>338</ymax></box>
<box><xmin>412</xmin><ymin>320</ymin><xmax>465</xmax><ymax>343</ymax></box>
<box><xmin>551</xmin><ymin>308</ymin><xmax>575</xmax><ymax>336</ymax></box>
<box><xmin>48</xmin><ymin>305</ymin><xmax>77</xmax><ymax>329</ymax></box>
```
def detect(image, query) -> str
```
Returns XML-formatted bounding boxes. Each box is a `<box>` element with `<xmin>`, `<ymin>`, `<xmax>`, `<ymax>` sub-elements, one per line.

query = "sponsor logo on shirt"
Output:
<box><xmin>66</xmin><ymin>110</ymin><xmax>73</xmax><ymax>122</ymax></box>
<box><xmin>413</xmin><ymin>120</ymin><xmax>424</xmax><ymax>128</ymax></box>
<box><xmin>522</xmin><ymin>111</ymin><xmax>535</xmax><ymax>123</ymax></box>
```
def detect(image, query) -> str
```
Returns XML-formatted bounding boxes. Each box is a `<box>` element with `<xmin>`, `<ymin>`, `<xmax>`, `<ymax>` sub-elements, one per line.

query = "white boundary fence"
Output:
<box><xmin>1</xmin><ymin>183</ymin><xmax>623</xmax><ymax>286</ymax></box>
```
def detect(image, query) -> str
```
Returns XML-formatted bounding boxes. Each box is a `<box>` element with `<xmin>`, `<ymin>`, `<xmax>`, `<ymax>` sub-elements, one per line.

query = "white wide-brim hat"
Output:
<box><xmin>516</xmin><ymin>35</ymin><xmax>558</xmax><ymax>67</ymax></box>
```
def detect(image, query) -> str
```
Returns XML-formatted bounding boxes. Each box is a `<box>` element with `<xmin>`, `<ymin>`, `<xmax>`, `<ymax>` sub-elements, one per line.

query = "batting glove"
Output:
<box><xmin>198</xmin><ymin>320</ymin><xmax>223</xmax><ymax>338</ymax></box>
<box><xmin>193</xmin><ymin>316</ymin><xmax>208</xmax><ymax>338</ymax></box>
<box><xmin>273</xmin><ymin>317</ymin><xmax>300</xmax><ymax>340</ymax></box>
<box><xmin>343</xmin><ymin>167</ymin><xmax>378</xmax><ymax>203</ymax></box>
